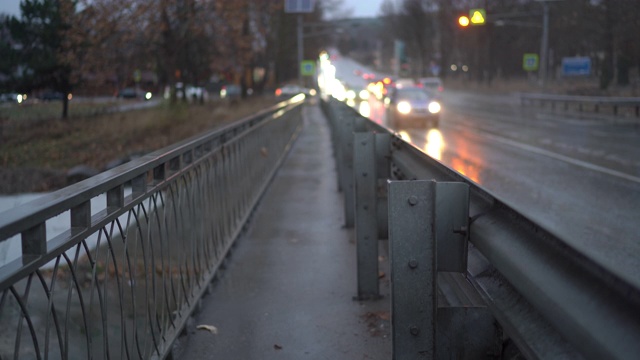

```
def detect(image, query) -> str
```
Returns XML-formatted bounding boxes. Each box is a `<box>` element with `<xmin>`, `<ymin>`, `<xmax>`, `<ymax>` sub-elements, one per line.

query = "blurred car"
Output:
<box><xmin>0</xmin><ymin>93</ymin><xmax>22</xmax><ymax>103</ymax></box>
<box><xmin>220</xmin><ymin>84</ymin><xmax>241</xmax><ymax>104</ymax></box>
<box><xmin>418</xmin><ymin>77</ymin><xmax>444</xmax><ymax>92</ymax></box>
<box><xmin>39</xmin><ymin>91</ymin><xmax>67</xmax><ymax>101</ymax></box>
<box><xmin>118</xmin><ymin>88</ymin><xmax>152</xmax><ymax>100</ymax></box>
<box><xmin>275</xmin><ymin>84</ymin><xmax>303</xmax><ymax>98</ymax></box>
<box><xmin>385</xmin><ymin>86</ymin><xmax>441</xmax><ymax>128</ymax></box>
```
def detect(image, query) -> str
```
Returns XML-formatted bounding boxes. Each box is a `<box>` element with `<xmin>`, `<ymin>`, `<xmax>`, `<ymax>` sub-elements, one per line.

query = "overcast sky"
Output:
<box><xmin>342</xmin><ymin>0</ymin><xmax>384</xmax><ymax>18</ymax></box>
<box><xmin>0</xmin><ymin>0</ymin><xmax>20</xmax><ymax>16</ymax></box>
<box><xmin>0</xmin><ymin>0</ymin><xmax>384</xmax><ymax>18</ymax></box>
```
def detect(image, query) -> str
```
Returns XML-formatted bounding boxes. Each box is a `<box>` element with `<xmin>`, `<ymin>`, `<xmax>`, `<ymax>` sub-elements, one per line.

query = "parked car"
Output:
<box><xmin>220</xmin><ymin>84</ymin><xmax>241</xmax><ymax>104</ymax></box>
<box><xmin>118</xmin><ymin>88</ymin><xmax>151</xmax><ymax>100</ymax></box>
<box><xmin>0</xmin><ymin>93</ymin><xmax>21</xmax><ymax>103</ymax></box>
<box><xmin>39</xmin><ymin>91</ymin><xmax>67</xmax><ymax>101</ymax></box>
<box><xmin>385</xmin><ymin>86</ymin><xmax>441</xmax><ymax>128</ymax></box>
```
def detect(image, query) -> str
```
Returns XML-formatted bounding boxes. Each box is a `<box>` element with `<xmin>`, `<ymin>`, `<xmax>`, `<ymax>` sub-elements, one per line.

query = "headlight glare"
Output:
<box><xmin>397</xmin><ymin>101</ymin><xmax>412</xmax><ymax>114</ymax></box>
<box><xmin>428</xmin><ymin>101</ymin><xmax>441</xmax><ymax>114</ymax></box>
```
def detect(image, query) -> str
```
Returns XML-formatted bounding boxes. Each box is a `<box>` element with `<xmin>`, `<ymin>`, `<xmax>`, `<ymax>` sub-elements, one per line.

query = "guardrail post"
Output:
<box><xmin>376</xmin><ymin>133</ymin><xmax>391</xmax><ymax>240</ymax></box>
<box><xmin>337</xmin><ymin>107</ymin><xmax>356</xmax><ymax>227</ymax></box>
<box><xmin>354</xmin><ymin>132</ymin><xmax>380</xmax><ymax>300</ymax></box>
<box><xmin>389</xmin><ymin>180</ymin><xmax>494</xmax><ymax>359</ymax></box>
<box><xmin>389</xmin><ymin>180</ymin><xmax>437</xmax><ymax>359</ymax></box>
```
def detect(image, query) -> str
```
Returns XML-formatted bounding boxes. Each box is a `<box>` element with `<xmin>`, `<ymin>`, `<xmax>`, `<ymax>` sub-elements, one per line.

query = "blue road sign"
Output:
<box><xmin>562</xmin><ymin>57</ymin><xmax>591</xmax><ymax>76</ymax></box>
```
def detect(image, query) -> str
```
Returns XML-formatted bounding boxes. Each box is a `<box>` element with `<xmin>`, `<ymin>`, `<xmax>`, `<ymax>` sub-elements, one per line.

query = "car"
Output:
<box><xmin>0</xmin><ymin>93</ymin><xmax>22</xmax><ymax>103</ymax></box>
<box><xmin>418</xmin><ymin>77</ymin><xmax>444</xmax><ymax>92</ymax></box>
<box><xmin>220</xmin><ymin>84</ymin><xmax>241</xmax><ymax>102</ymax></box>
<box><xmin>39</xmin><ymin>91</ymin><xmax>67</xmax><ymax>101</ymax></box>
<box><xmin>385</xmin><ymin>86</ymin><xmax>441</xmax><ymax>128</ymax></box>
<box><xmin>118</xmin><ymin>88</ymin><xmax>152</xmax><ymax>100</ymax></box>
<box><xmin>275</xmin><ymin>84</ymin><xmax>304</xmax><ymax>98</ymax></box>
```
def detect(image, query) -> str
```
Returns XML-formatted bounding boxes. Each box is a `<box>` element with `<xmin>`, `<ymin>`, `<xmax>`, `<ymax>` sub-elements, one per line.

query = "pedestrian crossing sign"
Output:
<box><xmin>301</xmin><ymin>60</ymin><xmax>315</xmax><ymax>76</ymax></box>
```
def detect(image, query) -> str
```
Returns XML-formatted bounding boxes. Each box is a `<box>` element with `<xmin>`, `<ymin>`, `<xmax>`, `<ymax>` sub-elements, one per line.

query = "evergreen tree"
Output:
<box><xmin>8</xmin><ymin>0</ymin><xmax>78</xmax><ymax>118</ymax></box>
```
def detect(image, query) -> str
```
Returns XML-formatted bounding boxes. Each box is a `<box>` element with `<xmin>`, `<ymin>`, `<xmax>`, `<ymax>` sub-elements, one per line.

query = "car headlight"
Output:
<box><xmin>428</xmin><ymin>101</ymin><xmax>441</xmax><ymax>114</ymax></box>
<box><xmin>359</xmin><ymin>90</ymin><xmax>369</xmax><ymax>100</ymax></box>
<box><xmin>346</xmin><ymin>90</ymin><xmax>356</xmax><ymax>100</ymax></box>
<box><xmin>397</xmin><ymin>101</ymin><xmax>412</xmax><ymax>114</ymax></box>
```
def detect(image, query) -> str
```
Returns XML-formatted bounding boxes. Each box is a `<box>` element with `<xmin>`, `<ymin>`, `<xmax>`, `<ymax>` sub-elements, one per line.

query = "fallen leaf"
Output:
<box><xmin>378</xmin><ymin>271</ymin><xmax>385</xmax><ymax>279</ymax></box>
<box><xmin>197</xmin><ymin>325</ymin><xmax>218</xmax><ymax>334</ymax></box>
<box><xmin>274</xmin><ymin>344</ymin><xmax>283</xmax><ymax>350</ymax></box>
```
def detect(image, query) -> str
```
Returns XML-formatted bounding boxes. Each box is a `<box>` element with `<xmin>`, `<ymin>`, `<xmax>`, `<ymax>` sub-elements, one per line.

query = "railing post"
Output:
<box><xmin>388</xmin><ymin>180</ymin><xmax>437</xmax><ymax>359</ymax></box>
<box><xmin>353</xmin><ymin>132</ymin><xmax>380</xmax><ymax>300</ymax></box>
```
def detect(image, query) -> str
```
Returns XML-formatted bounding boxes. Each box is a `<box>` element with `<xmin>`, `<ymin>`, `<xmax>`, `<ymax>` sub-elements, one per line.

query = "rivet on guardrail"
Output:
<box><xmin>362</xmin><ymin>172</ymin><xmax>368</xmax><ymax>177</ymax></box>
<box><xmin>408</xmin><ymin>259</ymin><xmax>418</xmax><ymax>269</ymax></box>
<box><xmin>408</xmin><ymin>196</ymin><xmax>418</xmax><ymax>206</ymax></box>
<box><xmin>409</xmin><ymin>326</ymin><xmax>420</xmax><ymax>336</ymax></box>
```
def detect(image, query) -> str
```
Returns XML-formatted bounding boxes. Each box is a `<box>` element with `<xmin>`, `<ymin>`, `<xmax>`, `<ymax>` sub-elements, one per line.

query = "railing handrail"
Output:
<box><xmin>0</xmin><ymin>97</ymin><xmax>301</xmax><ymax>243</ymax></box>
<box><xmin>519</xmin><ymin>92</ymin><xmax>640</xmax><ymax>105</ymax></box>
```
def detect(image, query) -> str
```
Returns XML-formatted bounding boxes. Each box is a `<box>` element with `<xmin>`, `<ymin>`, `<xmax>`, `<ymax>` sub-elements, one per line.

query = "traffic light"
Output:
<box><xmin>458</xmin><ymin>15</ymin><xmax>470</xmax><ymax>27</ymax></box>
<box><xmin>457</xmin><ymin>9</ymin><xmax>486</xmax><ymax>28</ymax></box>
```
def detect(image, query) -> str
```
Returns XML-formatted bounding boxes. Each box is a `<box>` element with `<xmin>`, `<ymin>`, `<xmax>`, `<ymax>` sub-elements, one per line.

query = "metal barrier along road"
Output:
<box><xmin>321</xmin><ymin>97</ymin><xmax>640</xmax><ymax>359</ymax></box>
<box><xmin>0</xmin><ymin>96</ymin><xmax>305</xmax><ymax>359</ymax></box>
<box><xmin>520</xmin><ymin>92</ymin><xmax>640</xmax><ymax>117</ymax></box>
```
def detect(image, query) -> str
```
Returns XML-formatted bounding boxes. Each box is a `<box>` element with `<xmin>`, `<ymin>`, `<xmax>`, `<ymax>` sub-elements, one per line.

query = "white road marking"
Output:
<box><xmin>477</xmin><ymin>131</ymin><xmax>640</xmax><ymax>184</ymax></box>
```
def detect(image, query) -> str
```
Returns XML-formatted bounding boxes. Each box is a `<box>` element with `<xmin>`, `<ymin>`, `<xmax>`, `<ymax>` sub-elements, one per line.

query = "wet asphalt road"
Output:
<box><xmin>361</xmin><ymin>90</ymin><xmax>640</xmax><ymax>289</ymax></box>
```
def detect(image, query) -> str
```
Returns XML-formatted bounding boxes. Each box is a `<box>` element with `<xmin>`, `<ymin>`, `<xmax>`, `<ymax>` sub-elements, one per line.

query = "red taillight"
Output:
<box><xmin>438</xmin><ymin>86</ymin><xmax>444</xmax><ymax>92</ymax></box>
<box><xmin>275</xmin><ymin>88</ymin><xmax>282</xmax><ymax>96</ymax></box>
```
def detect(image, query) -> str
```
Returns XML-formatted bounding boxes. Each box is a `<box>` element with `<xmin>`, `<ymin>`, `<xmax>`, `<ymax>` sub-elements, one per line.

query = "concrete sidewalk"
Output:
<box><xmin>177</xmin><ymin>102</ymin><xmax>391</xmax><ymax>359</ymax></box>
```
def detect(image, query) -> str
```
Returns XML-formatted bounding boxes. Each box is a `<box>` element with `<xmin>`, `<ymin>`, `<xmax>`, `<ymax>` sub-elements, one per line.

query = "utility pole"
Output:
<box><xmin>535</xmin><ymin>0</ymin><xmax>563</xmax><ymax>88</ymax></box>
<box><xmin>297</xmin><ymin>14</ymin><xmax>303</xmax><ymax>86</ymax></box>
<box><xmin>285</xmin><ymin>0</ymin><xmax>314</xmax><ymax>86</ymax></box>
<box><xmin>539</xmin><ymin>2</ymin><xmax>550</xmax><ymax>88</ymax></box>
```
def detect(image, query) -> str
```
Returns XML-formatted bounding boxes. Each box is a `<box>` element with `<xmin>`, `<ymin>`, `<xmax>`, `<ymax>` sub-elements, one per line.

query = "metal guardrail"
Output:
<box><xmin>0</xmin><ymin>96</ymin><xmax>305</xmax><ymax>359</ymax></box>
<box><xmin>321</xmin><ymin>97</ymin><xmax>640</xmax><ymax>359</ymax></box>
<box><xmin>520</xmin><ymin>92</ymin><xmax>640</xmax><ymax>117</ymax></box>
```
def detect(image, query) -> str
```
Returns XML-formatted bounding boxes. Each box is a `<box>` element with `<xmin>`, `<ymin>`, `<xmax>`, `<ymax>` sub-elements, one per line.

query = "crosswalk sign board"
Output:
<box><xmin>301</xmin><ymin>60</ymin><xmax>315</xmax><ymax>76</ymax></box>
<box><xmin>523</xmin><ymin>53</ymin><xmax>539</xmax><ymax>72</ymax></box>
<box><xmin>469</xmin><ymin>9</ymin><xmax>486</xmax><ymax>25</ymax></box>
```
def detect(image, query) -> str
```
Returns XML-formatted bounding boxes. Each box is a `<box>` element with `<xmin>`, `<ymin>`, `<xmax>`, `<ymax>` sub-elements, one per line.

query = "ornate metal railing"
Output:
<box><xmin>0</xmin><ymin>95</ymin><xmax>305</xmax><ymax>359</ymax></box>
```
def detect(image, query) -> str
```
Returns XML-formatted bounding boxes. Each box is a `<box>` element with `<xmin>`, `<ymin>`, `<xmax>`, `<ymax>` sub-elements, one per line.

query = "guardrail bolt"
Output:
<box><xmin>362</xmin><ymin>172</ymin><xmax>368</xmax><ymax>177</ymax></box>
<box><xmin>408</xmin><ymin>196</ymin><xmax>418</xmax><ymax>206</ymax></box>
<box><xmin>409</xmin><ymin>326</ymin><xmax>420</xmax><ymax>336</ymax></box>
<box><xmin>453</xmin><ymin>226</ymin><xmax>468</xmax><ymax>236</ymax></box>
<box><xmin>408</xmin><ymin>259</ymin><xmax>418</xmax><ymax>269</ymax></box>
